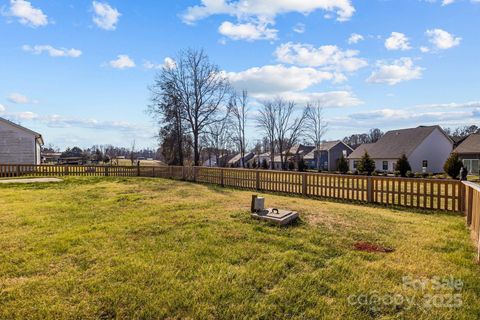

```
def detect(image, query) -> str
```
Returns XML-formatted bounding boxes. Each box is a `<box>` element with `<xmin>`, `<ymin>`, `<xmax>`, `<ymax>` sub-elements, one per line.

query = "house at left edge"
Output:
<box><xmin>0</xmin><ymin>117</ymin><xmax>44</xmax><ymax>165</ymax></box>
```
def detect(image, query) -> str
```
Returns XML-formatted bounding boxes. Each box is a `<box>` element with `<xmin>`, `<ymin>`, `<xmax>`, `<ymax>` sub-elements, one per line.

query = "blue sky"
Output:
<box><xmin>1</xmin><ymin>0</ymin><xmax>479</xmax><ymax>149</ymax></box>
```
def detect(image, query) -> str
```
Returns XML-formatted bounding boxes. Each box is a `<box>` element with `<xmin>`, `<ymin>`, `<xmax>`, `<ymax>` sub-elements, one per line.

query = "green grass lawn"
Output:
<box><xmin>0</xmin><ymin>177</ymin><xmax>479</xmax><ymax>319</ymax></box>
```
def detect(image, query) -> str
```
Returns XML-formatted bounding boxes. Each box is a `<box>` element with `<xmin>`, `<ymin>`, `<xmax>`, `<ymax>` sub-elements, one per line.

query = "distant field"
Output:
<box><xmin>0</xmin><ymin>177</ymin><xmax>479</xmax><ymax>319</ymax></box>
<box><xmin>112</xmin><ymin>159</ymin><xmax>165</xmax><ymax>167</ymax></box>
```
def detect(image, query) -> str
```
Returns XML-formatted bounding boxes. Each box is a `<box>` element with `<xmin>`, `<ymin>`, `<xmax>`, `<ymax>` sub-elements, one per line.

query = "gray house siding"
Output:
<box><xmin>0</xmin><ymin>120</ymin><xmax>41</xmax><ymax>164</ymax></box>
<box><xmin>408</xmin><ymin>128</ymin><xmax>453</xmax><ymax>173</ymax></box>
<box><xmin>328</xmin><ymin>143</ymin><xmax>352</xmax><ymax>171</ymax></box>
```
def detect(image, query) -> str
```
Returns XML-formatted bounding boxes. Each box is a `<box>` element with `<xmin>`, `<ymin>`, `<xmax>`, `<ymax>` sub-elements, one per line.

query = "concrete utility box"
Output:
<box><xmin>251</xmin><ymin>208</ymin><xmax>298</xmax><ymax>226</ymax></box>
<box><xmin>254</xmin><ymin>197</ymin><xmax>265</xmax><ymax>211</ymax></box>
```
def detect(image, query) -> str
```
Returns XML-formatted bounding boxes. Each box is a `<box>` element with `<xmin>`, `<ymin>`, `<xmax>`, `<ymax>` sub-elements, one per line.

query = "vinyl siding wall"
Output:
<box><xmin>408</xmin><ymin>128</ymin><xmax>453</xmax><ymax>173</ymax></box>
<box><xmin>0</xmin><ymin>121</ymin><xmax>38</xmax><ymax>164</ymax></box>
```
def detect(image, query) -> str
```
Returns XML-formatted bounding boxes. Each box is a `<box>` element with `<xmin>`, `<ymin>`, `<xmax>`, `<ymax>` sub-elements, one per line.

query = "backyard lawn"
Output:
<box><xmin>0</xmin><ymin>177</ymin><xmax>479</xmax><ymax>319</ymax></box>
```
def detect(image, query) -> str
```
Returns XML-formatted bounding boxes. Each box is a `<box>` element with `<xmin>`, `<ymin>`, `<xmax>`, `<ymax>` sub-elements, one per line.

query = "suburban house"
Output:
<box><xmin>248</xmin><ymin>152</ymin><xmax>270</xmax><ymax>168</ymax></box>
<box><xmin>453</xmin><ymin>133</ymin><xmax>480</xmax><ymax>174</ymax></box>
<box><xmin>348</xmin><ymin>125</ymin><xmax>453</xmax><ymax>173</ymax></box>
<box><xmin>0</xmin><ymin>117</ymin><xmax>43</xmax><ymax>165</ymax></box>
<box><xmin>41</xmin><ymin>151</ymin><xmax>62</xmax><ymax>164</ymax></box>
<box><xmin>271</xmin><ymin>145</ymin><xmax>314</xmax><ymax>170</ymax></box>
<box><xmin>227</xmin><ymin>152</ymin><xmax>254</xmax><ymax>167</ymax></box>
<box><xmin>202</xmin><ymin>154</ymin><xmax>229</xmax><ymax>167</ymax></box>
<box><xmin>303</xmin><ymin>141</ymin><xmax>353</xmax><ymax>171</ymax></box>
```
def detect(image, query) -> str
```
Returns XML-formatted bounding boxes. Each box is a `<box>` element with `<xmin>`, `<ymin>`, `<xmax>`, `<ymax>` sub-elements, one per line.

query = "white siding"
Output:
<box><xmin>408</xmin><ymin>128</ymin><xmax>453</xmax><ymax>173</ymax></box>
<box><xmin>0</xmin><ymin>121</ymin><xmax>37</xmax><ymax>164</ymax></box>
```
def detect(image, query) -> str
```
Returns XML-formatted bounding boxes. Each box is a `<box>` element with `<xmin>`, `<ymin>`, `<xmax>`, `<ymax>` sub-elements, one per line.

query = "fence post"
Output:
<box><xmin>169</xmin><ymin>166</ymin><xmax>173</xmax><ymax>179</ymax></box>
<box><xmin>16</xmin><ymin>165</ymin><xmax>20</xmax><ymax>177</ymax></box>
<box><xmin>137</xmin><ymin>165</ymin><xmax>141</xmax><ymax>177</ymax></box>
<box><xmin>193</xmin><ymin>167</ymin><xmax>197</xmax><ymax>182</ymax></box>
<box><xmin>105</xmin><ymin>166</ymin><xmax>109</xmax><ymax>177</ymax></box>
<box><xmin>65</xmin><ymin>166</ymin><xmax>69</xmax><ymax>176</ymax></box>
<box><xmin>466</xmin><ymin>185</ymin><xmax>473</xmax><ymax>226</ymax></box>
<box><xmin>221</xmin><ymin>168</ymin><xmax>224</xmax><ymax>187</ymax></box>
<box><xmin>182</xmin><ymin>166</ymin><xmax>186</xmax><ymax>181</ymax></box>
<box><xmin>152</xmin><ymin>166</ymin><xmax>155</xmax><ymax>178</ymax></box>
<box><xmin>302</xmin><ymin>173</ymin><xmax>307</xmax><ymax>196</ymax></box>
<box><xmin>256</xmin><ymin>170</ymin><xmax>260</xmax><ymax>191</ymax></box>
<box><xmin>367</xmin><ymin>176</ymin><xmax>373</xmax><ymax>203</ymax></box>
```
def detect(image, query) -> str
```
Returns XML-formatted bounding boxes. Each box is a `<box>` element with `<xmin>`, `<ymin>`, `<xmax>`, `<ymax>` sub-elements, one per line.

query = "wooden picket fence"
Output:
<box><xmin>0</xmin><ymin>164</ymin><xmax>464</xmax><ymax>212</ymax></box>
<box><xmin>3</xmin><ymin>163</ymin><xmax>480</xmax><ymax>258</ymax></box>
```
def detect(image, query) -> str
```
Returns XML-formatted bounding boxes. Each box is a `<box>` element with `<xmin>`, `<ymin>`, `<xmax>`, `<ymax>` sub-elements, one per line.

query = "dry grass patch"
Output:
<box><xmin>0</xmin><ymin>177</ymin><xmax>479</xmax><ymax>319</ymax></box>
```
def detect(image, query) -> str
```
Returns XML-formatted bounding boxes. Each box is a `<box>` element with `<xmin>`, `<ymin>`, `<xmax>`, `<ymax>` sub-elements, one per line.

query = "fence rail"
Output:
<box><xmin>0</xmin><ymin>164</ymin><xmax>464</xmax><ymax>212</ymax></box>
<box><xmin>463</xmin><ymin>182</ymin><xmax>480</xmax><ymax>260</ymax></box>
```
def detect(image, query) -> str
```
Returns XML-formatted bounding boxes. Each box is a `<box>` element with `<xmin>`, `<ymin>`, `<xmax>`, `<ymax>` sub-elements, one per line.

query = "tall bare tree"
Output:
<box><xmin>305</xmin><ymin>101</ymin><xmax>328</xmax><ymax>170</ymax></box>
<box><xmin>150</xmin><ymin>49</ymin><xmax>231</xmax><ymax>166</ymax></box>
<box><xmin>274</xmin><ymin>99</ymin><xmax>307</xmax><ymax>170</ymax></box>
<box><xmin>257</xmin><ymin>98</ymin><xmax>306</xmax><ymax>170</ymax></box>
<box><xmin>230</xmin><ymin>90</ymin><xmax>249</xmax><ymax>168</ymax></box>
<box><xmin>257</xmin><ymin>100</ymin><xmax>277</xmax><ymax>169</ymax></box>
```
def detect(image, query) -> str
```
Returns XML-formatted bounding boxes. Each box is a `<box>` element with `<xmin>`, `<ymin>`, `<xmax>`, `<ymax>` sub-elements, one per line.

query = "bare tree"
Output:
<box><xmin>230</xmin><ymin>90</ymin><xmax>249</xmax><ymax>168</ymax></box>
<box><xmin>150</xmin><ymin>49</ymin><xmax>231</xmax><ymax>166</ymax></box>
<box><xmin>305</xmin><ymin>101</ymin><xmax>328</xmax><ymax>170</ymax></box>
<box><xmin>257</xmin><ymin>98</ymin><xmax>306</xmax><ymax>170</ymax></box>
<box><xmin>274</xmin><ymin>99</ymin><xmax>307</xmax><ymax>170</ymax></box>
<box><xmin>204</xmin><ymin>116</ymin><xmax>234</xmax><ymax>167</ymax></box>
<box><xmin>130</xmin><ymin>140</ymin><xmax>136</xmax><ymax>166</ymax></box>
<box><xmin>257</xmin><ymin>100</ymin><xmax>277</xmax><ymax>169</ymax></box>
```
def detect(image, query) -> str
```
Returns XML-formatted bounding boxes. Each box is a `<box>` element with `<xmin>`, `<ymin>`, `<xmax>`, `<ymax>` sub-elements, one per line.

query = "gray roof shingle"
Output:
<box><xmin>348</xmin><ymin>126</ymin><xmax>449</xmax><ymax>159</ymax></box>
<box><xmin>453</xmin><ymin>133</ymin><xmax>480</xmax><ymax>154</ymax></box>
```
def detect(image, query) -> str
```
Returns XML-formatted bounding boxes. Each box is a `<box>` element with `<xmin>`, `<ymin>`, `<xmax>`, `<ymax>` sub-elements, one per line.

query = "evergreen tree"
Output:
<box><xmin>357</xmin><ymin>151</ymin><xmax>376</xmax><ymax>175</ymax></box>
<box><xmin>337</xmin><ymin>154</ymin><xmax>349</xmax><ymax>173</ymax></box>
<box><xmin>444</xmin><ymin>153</ymin><xmax>463</xmax><ymax>179</ymax></box>
<box><xmin>297</xmin><ymin>158</ymin><xmax>306</xmax><ymax>172</ymax></box>
<box><xmin>395</xmin><ymin>154</ymin><xmax>411</xmax><ymax>177</ymax></box>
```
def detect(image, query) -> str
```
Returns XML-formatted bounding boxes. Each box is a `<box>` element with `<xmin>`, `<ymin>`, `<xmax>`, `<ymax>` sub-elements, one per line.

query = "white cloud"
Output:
<box><xmin>143</xmin><ymin>57</ymin><xmax>176</xmax><ymax>70</ymax></box>
<box><xmin>218</xmin><ymin>20</ymin><xmax>277</xmax><ymax>41</ymax></box>
<box><xmin>8</xmin><ymin>92</ymin><xmax>37</xmax><ymax>104</ymax></box>
<box><xmin>385</xmin><ymin>32</ymin><xmax>411</xmax><ymax>51</ymax></box>
<box><xmin>348</xmin><ymin>33</ymin><xmax>364</xmax><ymax>44</ymax></box>
<box><xmin>293</xmin><ymin>23</ymin><xmax>306</xmax><ymax>34</ymax></box>
<box><xmin>0</xmin><ymin>104</ymin><xmax>5</xmax><ymax>114</ymax></box>
<box><xmin>226</xmin><ymin>64</ymin><xmax>333</xmax><ymax>94</ymax></box>
<box><xmin>22</xmin><ymin>45</ymin><xmax>82</xmax><ymax>58</ymax></box>
<box><xmin>426</xmin><ymin>28</ymin><xmax>461</xmax><ymax>50</ymax></box>
<box><xmin>367</xmin><ymin>58</ymin><xmax>423</xmax><ymax>85</ymax></box>
<box><xmin>92</xmin><ymin>1</ymin><xmax>120</xmax><ymax>31</ymax></box>
<box><xmin>442</xmin><ymin>0</ymin><xmax>456</xmax><ymax>5</ymax></box>
<box><xmin>274</xmin><ymin>42</ymin><xmax>368</xmax><ymax>74</ymax></box>
<box><xmin>182</xmin><ymin>0</ymin><xmax>354</xmax><ymax>41</ymax></box>
<box><xmin>420</xmin><ymin>46</ymin><xmax>430</xmax><ymax>53</ymax></box>
<box><xmin>252</xmin><ymin>91</ymin><xmax>363</xmax><ymax>107</ymax></box>
<box><xmin>182</xmin><ymin>0</ymin><xmax>355</xmax><ymax>23</ymax></box>
<box><xmin>4</xmin><ymin>0</ymin><xmax>48</xmax><ymax>27</ymax></box>
<box><xmin>344</xmin><ymin>101</ymin><xmax>480</xmax><ymax>128</ymax></box>
<box><xmin>225</xmin><ymin>64</ymin><xmax>362</xmax><ymax>107</ymax></box>
<box><xmin>109</xmin><ymin>55</ymin><xmax>135</xmax><ymax>69</ymax></box>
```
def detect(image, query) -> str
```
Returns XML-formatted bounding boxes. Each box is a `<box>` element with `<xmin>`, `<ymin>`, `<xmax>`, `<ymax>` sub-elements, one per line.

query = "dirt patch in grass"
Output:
<box><xmin>354</xmin><ymin>241</ymin><xmax>395</xmax><ymax>253</ymax></box>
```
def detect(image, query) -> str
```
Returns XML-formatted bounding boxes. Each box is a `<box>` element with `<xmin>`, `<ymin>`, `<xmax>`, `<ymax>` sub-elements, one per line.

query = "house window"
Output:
<box><xmin>382</xmin><ymin>161</ymin><xmax>388</xmax><ymax>171</ymax></box>
<box><xmin>353</xmin><ymin>161</ymin><xmax>359</xmax><ymax>169</ymax></box>
<box><xmin>463</xmin><ymin>159</ymin><xmax>479</xmax><ymax>174</ymax></box>
<box><xmin>422</xmin><ymin>160</ymin><xmax>428</xmax><ymax>168</ymax></box>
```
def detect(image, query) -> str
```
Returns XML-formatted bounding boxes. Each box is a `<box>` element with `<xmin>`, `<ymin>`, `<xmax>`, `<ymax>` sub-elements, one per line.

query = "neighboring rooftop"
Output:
<box><xmin>454</xmin><ymin>133</ymin><xmax>480</xmax><ymax>154</ymax></box>
<box><xmin>0</xmin><ymin>116</ymin><xmax>44</xmax><ymax>145</ymax></box>
<box><xmin>304</xmin><ymin>141</ymin><xmax>352</xmax><ymax>160</ymax></box>
<box><xmin>349</xmin><ymin>126</ymin><xmax>451</xmax><ymax>159</ymax></box>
